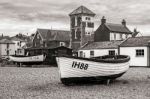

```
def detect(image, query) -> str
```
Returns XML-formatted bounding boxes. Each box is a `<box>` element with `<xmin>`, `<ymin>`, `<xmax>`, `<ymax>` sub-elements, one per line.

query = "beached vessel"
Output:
<box><xmin>56</xmin><ymin>55</ymin><xmax>130</xmax><ymax>85</ymax></box>
<box><xmin>9</xmin><ymin>54</ymin><xmax>45</xmax><ymax>65</ymax></box>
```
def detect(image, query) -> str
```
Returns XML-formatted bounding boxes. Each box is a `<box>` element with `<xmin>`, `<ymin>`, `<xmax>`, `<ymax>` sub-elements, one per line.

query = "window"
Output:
<box><xmin>80</xmin><ymin>51</ymin><xmax>83</xmax><ymax>57</ymax></box>
<box><xmin>85</xmin><ymin>32</ymin><xmax>91</xmax><ymax>35</ymax></box>
<box><xmin>17</xmin><ymin>42</ymin><xmax>20</xmax><ymax>46</ymax></box>
<box><xmin>20</xmin><ymin>41</ymin><xmax>21</xmax><ymax>47</ymax></box>
<box><xmin>40</xmin><ymin>40</ymin><xmax>43</xmax><ymax>44</ymax></box>
<box><xmin>60</xmin><ymin>42</ymin><xmax>65</xmax><ymax>46</ymax></box>
<box><xmin>109</xmin><ymin>50</ymin><xmax>115</xmax><ymax>56</ymax></box>
<box><xmin>120</xmin><ymin>34</ymin><xmax>123</xmax><ymax>40</ymax></box>
<box><xmin>37</xmin><ymin>34</ymin><xmax>40</xmax><ymax>39</ymax></box>
<box><xmin>86</xmin><ymin>17</ymin><xmax>90</xmax><ymax>20</ymax></box>
<box><xmin>87</xmin><ymin>22</ymin><xmax>94</xmax><ymax>28</ymax></box>
<box><xmin>90</xmin><ymin>50</ymin><xmax>94</xmax><ymax>57</ymax></box>
<box><xmin>136</xmin><ymin>49</ymin><xmax>144</xmax><ymax>57</ymax></box>
<box><xmin>82</xmin><ymin>22</ymin><xmax>86</xmax><ymax>27</ymax></box>
<box><xmin>125</xmin><ymin>34</ymin><xmax>128</xmax><ymax>38</ymax></box>
<box><xmin>114</xmin><ymin>33</ymin><xmax>116</xmax><ymax>40</ymax></box>
<box><xmin>74</xmin><ymin>29</ymin><xmax>77</xmax><ymax>39</ymax></box>
<box><xmin>77</xmin><ymin>17</ymin><xmax>81</xmax><ymax>26</ymax></box>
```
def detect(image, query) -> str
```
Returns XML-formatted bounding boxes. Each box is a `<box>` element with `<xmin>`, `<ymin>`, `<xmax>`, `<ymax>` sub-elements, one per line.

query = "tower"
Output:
<box><xmin>69</xmin><ymin>6</ymin><xmax>95</xmax><ymax>50</ymax></box>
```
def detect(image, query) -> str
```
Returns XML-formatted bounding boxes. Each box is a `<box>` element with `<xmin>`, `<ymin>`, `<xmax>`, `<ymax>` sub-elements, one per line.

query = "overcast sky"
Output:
<box><xmin>0</xmin><ymin>0</ymin><xmax>150</xmax><ymax>36</ymax></box>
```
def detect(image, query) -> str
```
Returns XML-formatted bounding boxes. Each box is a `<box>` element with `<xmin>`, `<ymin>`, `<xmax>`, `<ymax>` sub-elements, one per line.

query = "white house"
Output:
<box><xmin>0</xmin><ymin>39</ymin><xmax>15</xmax><ymax>58</ymax></box>
<box><xmin>11</xmin><ymin>37</ymin><xmax>26</xmax><ymax>55</ymax></box>
<box><xmin>119</xmin><ymin>36</ymin><xmax>150</xmax><ymax>67</ymax></box>
<box><xmin>78</xmin><ymin>41</ymin><xmax>122</xmax><ymax>58</ymax></box>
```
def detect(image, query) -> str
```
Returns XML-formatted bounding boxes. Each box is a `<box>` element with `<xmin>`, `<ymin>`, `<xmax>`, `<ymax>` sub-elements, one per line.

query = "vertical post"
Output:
<box><xmin>106</xmin><ymin>79</ymin><xmax>110</xmax><ymax>85</ymax></box>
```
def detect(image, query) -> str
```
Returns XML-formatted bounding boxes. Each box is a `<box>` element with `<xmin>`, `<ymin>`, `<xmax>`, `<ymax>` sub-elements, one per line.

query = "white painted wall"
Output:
<box><xmin>82</xmin><ymin>16</ymin><xmax>94</xmax><ymax>35</ymax></box>
<box><xmin>120</xmin><ymin>47</ymin><xmax>148</xmax><ymax>66</ymax></box>
<box><xmin>0</xmin><ymin>44</ymin><xmax>15</xmax><ymax>58</ymax></box>
<box><xmin>12</xmin><ymin>40</ymin><xmax>26</xmax><ymax>55</ymax></box>
<box><xmin>82</xmin><ymin>16</ymin><xmax>94</xmax><ymax>22</ymax></box>
<box><xmin>110</xmin><ymin>33</ymin><xmax>132</xmax><ymax>41</ymax></box>
<box><xmin>78</xmin><ymin>48</ymin><xmax>118</xmax><ymax>58</ymax></box>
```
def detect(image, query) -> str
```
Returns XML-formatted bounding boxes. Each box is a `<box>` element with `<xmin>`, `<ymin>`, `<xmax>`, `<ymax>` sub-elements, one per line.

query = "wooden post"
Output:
<box><xmin>106</xmin><ymin>79</ymin><xmax>110</xmax><ymax>85</ymax></box>
<box><xmin>19</xmin><ymin>63</ymin><xmax>22</xmax><ymax>67</ymax></box>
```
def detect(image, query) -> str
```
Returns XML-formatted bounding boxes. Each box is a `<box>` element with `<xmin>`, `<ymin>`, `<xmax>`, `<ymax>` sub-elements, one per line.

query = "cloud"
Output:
<box><xmin>0</xmin><ymin>0</ymin><xmax>150</xmax><ymax>36</ymax></box>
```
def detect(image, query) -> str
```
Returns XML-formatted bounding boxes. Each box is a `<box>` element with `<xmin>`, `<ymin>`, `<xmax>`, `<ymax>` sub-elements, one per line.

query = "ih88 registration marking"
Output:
<box><xmin>72</xmin><ymin>61</ymin><xmax>88</xmax><ymax>70</ymax></box>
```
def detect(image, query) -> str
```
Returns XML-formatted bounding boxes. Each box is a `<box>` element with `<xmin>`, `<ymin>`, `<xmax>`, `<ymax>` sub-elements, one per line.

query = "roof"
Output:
<box><xmin>37</xmin><ymin>29</ymin><xmax>70</xmax><ymax>41</ymax></box>
<box><xmin>69</xmin><ymin>6</ymin><xmax>95</xmax><ymax>16</ymax></box>
<box><xmin>0</xmin><ymin>39</ymin><xmax>15</xmax><ymax>44</ymax></box>
<box><xmin>79</xmin><ymin>41</ymin><xmax>123</xmax><ymax>50</ymax></box>
<box><xmin>0</xmin><ymin>36</ymin><xmax>10</xmax><ymax>40</ymax></box>
<box><xmin>26</xmin><ymin>46</ymin><xmax>72</xmax><ymax>50</ymax></box>
<box><xmin>120</xmin><ymin>36</ymin><xmax>150</xmax><ymax>47</ymax></box>
<box><xmin>11</xmin><ymin>37</ymin><xmax>26</xmax><ymax>42</ymax></box>
<box><xmin>105</xmin><ymin>23</ymin><xmax>132</xmax><ymax>34</ymax></box>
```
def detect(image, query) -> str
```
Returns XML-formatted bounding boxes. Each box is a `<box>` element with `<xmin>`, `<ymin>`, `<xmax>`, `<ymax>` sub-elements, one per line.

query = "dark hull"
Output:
<box><xmin>14</xmin><ymin>61</ymin><xmax>43</xmax><ymax>66</ymax></box>
<box><xmin>61</xmin><ymin>72</ymin><xmax>125</xmax><ymax>85</ymax></box>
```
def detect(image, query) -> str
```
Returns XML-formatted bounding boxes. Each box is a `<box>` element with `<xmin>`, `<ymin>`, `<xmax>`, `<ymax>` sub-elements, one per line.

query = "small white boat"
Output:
<box><xmin>9</xmin><ymin>54</ymin><xmax>45</xmax><ymax>65</ymax></box>
<box><xmin>56</xmin><ymin>55</ymin><xmax>130</xmax><ymax>85</ymax></box>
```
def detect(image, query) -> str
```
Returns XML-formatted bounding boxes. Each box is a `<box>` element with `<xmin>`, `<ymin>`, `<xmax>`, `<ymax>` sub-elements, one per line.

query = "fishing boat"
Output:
<box><xmin>56</xmin><ymin>55</ymin><xmax>130</xmax><ymax>85</ymax></box>
<box><xmin>9</xmin><ymin>54</ymin><xmax>45</xmax><ymax>66</ymax></box>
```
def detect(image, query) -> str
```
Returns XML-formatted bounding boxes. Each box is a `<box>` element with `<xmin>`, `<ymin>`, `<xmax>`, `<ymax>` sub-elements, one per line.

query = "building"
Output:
<box><xmin>78</xmin><ymin>41</ymin><xmax>122</xmax><ymax>58</ymax></box>
<box><xmin>32</xmin><ymin>29</ymin><xmax>70</xmax><ymax>48</ymax></box>
<box><xmin>94</xmin><ymin>16</ymin><xmax>132</xmax><ymax>42</ymax></box>
<box><xmin>0</xmin><ymin>39</ymin><xmax>15</xmax><ymax>58</ymax></box>
<box><xmin>119</xmin><ymin>36</ymin><xmax>150</xmax><ymax>67</ymax></box>
<box><xmin>11</xmin><ymin>37</ymin><xmax>26</xmax><ymax>55</ymax></box>
<box><xmin>25</xmin><ymin>46</ymin><xmax>72</xmax><ymax>65</ymax></box>
<box><xmin>69</xmin><ymin>6</ymin><xmax>95</xmax><ymax>50</ymax></box>
<box><xmin>25</xmin><ymin>29</ymin><xmax>71</xmax><ymax>65</ymax></box>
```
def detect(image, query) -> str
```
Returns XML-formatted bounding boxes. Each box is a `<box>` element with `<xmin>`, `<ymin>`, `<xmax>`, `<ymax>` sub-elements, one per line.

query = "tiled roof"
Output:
<box><xmin>79</xmin><ymin>41</ymin><xmax>123</xmax><ymax>50</ymax></box>
<box><xmin>120</xmin><ymin>36</ymin><xmax>150</xmax><ymax>47</ymax></box>
<box><xmin>37</xmin><ymin>29</ymin><xmax>70</xmax><ymax>41</ymax></box>
<box><xmin>69</xmin><ymin>6</ymin><xmax>95</xmax><ymax>16</ymax></box>
<box><xmin>0</xmin><ymin>39</ymin><xmax>15</xmax><ymax>44</ymax></box>
<box><xmin>105</xmin><ymin>23</ymin><xmax>132</xmax><ymax>34</ymax></box>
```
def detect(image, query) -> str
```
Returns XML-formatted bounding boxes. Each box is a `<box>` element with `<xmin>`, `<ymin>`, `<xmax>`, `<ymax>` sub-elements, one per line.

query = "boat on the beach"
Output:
<box><xmin>9</xmin><ymin>54</ymin><xmax>45</xmax><ymax>66</ymax></box>
<box><xmin>56</xmin><ymin>55</ymin><xmax>130</xmax><ymax>85</ymax></box>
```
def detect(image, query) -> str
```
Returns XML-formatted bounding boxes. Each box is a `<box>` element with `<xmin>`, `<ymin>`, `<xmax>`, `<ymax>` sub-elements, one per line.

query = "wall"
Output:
<box><xmin>70</xmin><ymin>14</ymin><xmax>94</xmax><ymax>50</ymax></box>
<box><xmin>78</xmin><ymin>48</ymin><xmax>118</xmax><ymax>58</ymax></box>
<box><xmin>0</xmin><ymin>44</ymin><xmax>15</xmax><ymax>57</ymax></box>
<box><xmin>33</xmin><ymin>32</ymin><xmax>43</xmax><ymax>47</ymax></box>
<box><xmin>94</xmin><ymin>25</ymin><xmax>110</xmax><ymax>42</ymax></box>
<box><xmin>110</xmin><ymin>33</ymin><xmax>131</xmax><ymax>41</ymax></box>
<box><xmin>12</xmin><ymin>40</ymin><xmax>26</xmax><ymax>55</ymax></box>
<box><xmin>119</xmin><ymin>47</ymin><xmax>148</xmax><ymax>66</ymax></box>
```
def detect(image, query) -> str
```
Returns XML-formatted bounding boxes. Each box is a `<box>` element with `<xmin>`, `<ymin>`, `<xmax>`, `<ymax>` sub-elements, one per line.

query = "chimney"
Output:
<box><xmin>101</xmin><ymin>16</ymin><xmax>106</xmax><ymax>24</ymax></box>
<box><xmin>132</xmin><ymin>28</ymin><xmax>139</xmax><ymax>37</ymax></box>
<box><xmin>122</xmin><ymin>19</ymin><xmax>126</xmax><ymax>26</ymax></box>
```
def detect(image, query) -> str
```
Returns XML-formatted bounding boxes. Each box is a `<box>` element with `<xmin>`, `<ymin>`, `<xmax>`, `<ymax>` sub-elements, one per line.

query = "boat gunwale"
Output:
<box><xmin>57</xmin><ymin>55</ymin><xmax>130</xmax><ymax>63</ymax></box>
<box><xmin>10</xmin><ymin>54</ymin><xmax>43</xmax><ymax>57</ymax></box>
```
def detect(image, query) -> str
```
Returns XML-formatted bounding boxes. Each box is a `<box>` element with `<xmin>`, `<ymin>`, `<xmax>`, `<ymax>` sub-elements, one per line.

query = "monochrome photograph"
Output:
<box><xmin>0</xmin><ymin>0</ymin><xmax>150</xmax><ymax>99</ymax></box>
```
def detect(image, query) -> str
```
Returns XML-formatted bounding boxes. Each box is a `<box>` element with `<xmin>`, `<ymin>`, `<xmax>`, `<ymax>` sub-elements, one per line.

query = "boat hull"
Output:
<box><xmin>9</xmin><ymin>55</ymin><xmax>45</xmax><ymax>64</ymax></box>
<box><xmin>56</xmin><ymin>56</ymin><xmax>130</xmax><ymax>84</ymax></box>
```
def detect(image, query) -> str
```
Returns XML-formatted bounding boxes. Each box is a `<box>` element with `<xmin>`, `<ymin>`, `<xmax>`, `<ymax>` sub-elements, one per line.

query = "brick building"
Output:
<box><xmin>94</xmin><ymin>16</ymin><xmax>132</xmax><ymax>42</ymax></box>
<box><xmin>69</xmin><ymin>6</ymin><xmax>95</xmax><ymax>50</ymax></box>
